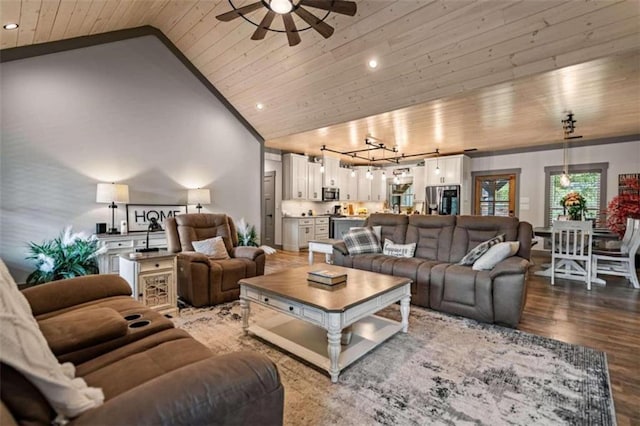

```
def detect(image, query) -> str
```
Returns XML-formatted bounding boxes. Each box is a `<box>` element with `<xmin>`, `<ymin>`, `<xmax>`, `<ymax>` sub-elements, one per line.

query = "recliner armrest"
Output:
<box><xmin>39</xmin><ymin>308</ymin><xmax>128</xmax><ymax>355</ymax></box>
<box><xmin>332</xmin><ymin>241</ymin><xmax>348</xmax><ymax>256</ymax></box>
<box><xmin>489</xmin><ymin>256</ymin><xmax>529</xmax><ymax>279</ymax></box>
<box><xmin>22</xmin><ymin>275</ymin><xmax>132</xmax><ymax>317</ymax></box>
<box><xmin>230</xmin><ymin>246</ymin><xmax>264</xmax><ymax>261</ymax></box>
<box><xmin>71</xmin><ymin>352</ymin><xmax>283</xmax><ymax>426</ymax></box>
<box><xmin>177</xmin><ymin>251</ymin><xmax>211</xmax><ymax>264</ymax></box>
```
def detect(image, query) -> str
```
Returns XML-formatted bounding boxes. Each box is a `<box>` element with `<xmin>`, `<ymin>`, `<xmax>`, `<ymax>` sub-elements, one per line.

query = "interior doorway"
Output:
<box><xmin>474</xmin><ymin>174</ymin><xmax>517</xmax><ymax>217</ymax></box>
<box><xmin>263</xmin><ymin>171</ymin><xmax>276</xmax><ymax>246</ymax></box>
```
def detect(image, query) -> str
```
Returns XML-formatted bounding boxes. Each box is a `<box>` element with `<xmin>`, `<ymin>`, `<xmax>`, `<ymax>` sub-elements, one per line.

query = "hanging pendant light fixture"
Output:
<box><xmin>559</xmin><ymin>112</ymin><xmax>581</xmax><ymax>188</ymax></box>
<box><xmin>560</xmin><ymin>140</ymin><xmax>571</xmax><ymax>187</ymax></box>
<box><xmin>434</xmin><ymin>148</ymin><xmax>441</xmax><ymax>175</ymax></box>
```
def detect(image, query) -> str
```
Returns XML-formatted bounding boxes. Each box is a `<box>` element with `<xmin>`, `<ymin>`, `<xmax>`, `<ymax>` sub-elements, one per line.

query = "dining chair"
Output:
<box><xmin>551</xmin><ymin>220</ymin><xmax>594</xmax><ymax>289</ymax></box>
<box><xmin>592</xmin><ymin>218</ymin><xmax>640</xmax><ymax>289</ymax></box>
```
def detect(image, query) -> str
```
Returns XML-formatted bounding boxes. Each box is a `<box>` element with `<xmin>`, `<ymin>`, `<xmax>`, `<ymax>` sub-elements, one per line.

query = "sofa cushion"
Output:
<box><xmin>406</xmin><ymin>215</ymin><xmax>456</xmax><ymax>262</ymax></box>
<box><xmin>382</xmin><ymin>239</ymin><xmax>416</xmax><ymax>258</ymax></box>
<box><xmin>192</xmin><ymin>236</ymin><xmax>230</xmax><ymax>260</ymax></box>
<box><xmin>174</xmin><ymin>214</ymin><xmax>234</xmax><ymax>252</ymax></box>
<box><xmin>352</xmin><ymin>253</ymin><xmax>395</xmax><ymax>273</ymax></box>
<box><xmin>458</xmin><ymin>234</ymin><xmax>505</xmax><ymax>266</ymax></box>
<box><xmin>343</xmin><ymin>228</ymin><xmax>381</xmax><ymax>255</ymax></box>
<box><xmin>450</xmin><ymin>216</ymin><xmax>519</xmax><ymax>263</ymax></box>
<box><xmin>365</xmin><ymin>213</ymin><xmax>409</xmax><ymax>244</ymax></box>
<box><xmin>472</xmin><ymin>241</ymin><xmax>520</xmax><ymax>271</ymax></box>
<box><xmin>0</xmin><ymin>363</ymin><xmax>55</xmax><ymax>426</ymax></box>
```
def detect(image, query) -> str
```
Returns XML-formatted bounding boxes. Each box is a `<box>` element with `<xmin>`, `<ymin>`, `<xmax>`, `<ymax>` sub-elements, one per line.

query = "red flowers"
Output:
<box><xmin>607</xmin><ymin>177</ymin><xmax>640</xmax><ymax>237</ymax></box>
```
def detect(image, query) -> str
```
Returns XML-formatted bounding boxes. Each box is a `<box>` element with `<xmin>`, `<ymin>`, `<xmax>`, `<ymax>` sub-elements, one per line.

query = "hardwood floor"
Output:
<box><xmin>264</xmin><ymin>250</ymin><xmax>640</xmax><ymax>425</ymax></box>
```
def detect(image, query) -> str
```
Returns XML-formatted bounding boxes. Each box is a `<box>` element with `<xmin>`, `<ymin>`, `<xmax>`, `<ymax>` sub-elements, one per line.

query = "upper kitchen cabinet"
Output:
<box><xmin>411</xmin><ymin>166</ymin><xmax>425</xmax><ymax>202</ymax></box>
<box><xmin>339</xmin><ymin>167</ymin><xmax>358</xmax><ymax>202</ymax></box>
<box><xmin>322</xmin><ymin>155</ymin><xmax>340</xmax><ymax>188</ymax></box>
<box><xmin>356</xmin><ymin>168</ymin><xmax>372</xmax><ymax>201</ymax></box>
<box><xmin>283</xmin><ymin>153</ymin><xmax>308</xmax><ymax>200</ymax></box>
<box><xmin>371</xmin><ymin>170</ymin><xmax>388</xmax><ymax>202</ymax></box>
<box><xmin>425</xmin><ymin>155</ymin><xmax>469</xmax><ymax>186</ymax></box>
<box><xmin>308</xmin><ymin>162</ymin><xmax>322</xmax><ymax>201</ymax></box>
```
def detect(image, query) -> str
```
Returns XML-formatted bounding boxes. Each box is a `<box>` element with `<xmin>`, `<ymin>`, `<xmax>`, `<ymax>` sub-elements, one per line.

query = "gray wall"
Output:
<box><xmin>1</xmin><ymin>35</ymin><xmax>262</xmax><ymax>282</ymax></box>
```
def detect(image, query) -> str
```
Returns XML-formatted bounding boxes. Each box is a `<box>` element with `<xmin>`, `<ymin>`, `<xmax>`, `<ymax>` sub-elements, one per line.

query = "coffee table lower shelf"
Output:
<box><xmin>246</xmin><ymin>313</ymin><xmax>402</xmax><ymax>381</ymax></box>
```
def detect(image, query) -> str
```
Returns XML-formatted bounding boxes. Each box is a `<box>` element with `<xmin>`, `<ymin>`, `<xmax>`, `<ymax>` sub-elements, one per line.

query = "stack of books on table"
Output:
<box><xmin>307</xmin><ymin>269</ymin><xmax>347</xmax><ymax>286</ymax></box>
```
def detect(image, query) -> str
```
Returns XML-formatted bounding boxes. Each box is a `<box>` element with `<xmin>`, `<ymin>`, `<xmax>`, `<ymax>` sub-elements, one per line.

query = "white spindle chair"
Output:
<box><xmin>592</xmin><ymin>219</ymin><xmax>640</xmax><ymax>289</ymax></box>
<box><xmin>551</xmin><ymin>220</ymin><xmax>594</xmax><ymax>289</ymax></box>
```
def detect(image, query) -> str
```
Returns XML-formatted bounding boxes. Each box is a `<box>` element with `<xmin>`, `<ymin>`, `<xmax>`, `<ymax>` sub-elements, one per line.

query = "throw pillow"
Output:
<box><xmin>343</xmin><ymin>227</ymin><xmax>381</xmax><ymax>255</ymax></box>
<box><xmin>472</xmin><ymin>241</ymin><xmax>520</xmax><ymax>271</ymax></box>
<box><xmin>350</xmin><ymin>226</ymin><xmax>382</xmax><ymax>246</ymax></box>
<box><xmin>192</xmin><ymin>236</ymin><xmax>230</xmax><ymax>260</ymax></box>
<box><xmin>458</xmin><ymin>234</ymin><xmax>505</xmax><ymax>266</ymax></box>
<box><xmin>383</xmin><ymin>239</ymin><xmax>416</xmax><ymax>258</ymax></box>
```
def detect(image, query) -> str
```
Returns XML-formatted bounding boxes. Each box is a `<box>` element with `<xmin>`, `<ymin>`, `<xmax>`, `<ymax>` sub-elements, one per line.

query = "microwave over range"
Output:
<box><xmin>322</xmin><ymin>187</ymin><xmax>339</xmax><ymax>201</ymax></box>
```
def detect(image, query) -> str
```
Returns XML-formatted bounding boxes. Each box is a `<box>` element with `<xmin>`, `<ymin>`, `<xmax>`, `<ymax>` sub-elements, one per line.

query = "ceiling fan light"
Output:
<box><xmin>560</xmin><ymin>173</ymin><xmax>571</xmax><ymax>187</ymax></box>
<box><xmin>270</xmin><ymin>0</ymin><xmax>293</xmax><ymax>14</ymax></box>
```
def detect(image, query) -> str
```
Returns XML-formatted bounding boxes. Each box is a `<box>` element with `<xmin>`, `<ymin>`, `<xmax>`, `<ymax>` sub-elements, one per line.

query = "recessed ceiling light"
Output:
<box><xmin>256</xmin><ymin>103</ymin><xmax>264</xmax><ymax>110</ymax></box>
<box><xmin>3</xmin><ymin>23</ymin><xmax>19</xmax><ymax>30</ymax></box>
<box><xmin>368</xmin><ymin>59</ymin><xmax>378</xmax><ymax>69</ymax></box>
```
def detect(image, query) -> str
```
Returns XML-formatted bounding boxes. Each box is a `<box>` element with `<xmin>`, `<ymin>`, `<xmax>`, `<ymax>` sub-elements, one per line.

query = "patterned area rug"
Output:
<box><xmin>174</xmin><ymin>302</ymin><xmax>615</xmax><ymax>426</ymax></box>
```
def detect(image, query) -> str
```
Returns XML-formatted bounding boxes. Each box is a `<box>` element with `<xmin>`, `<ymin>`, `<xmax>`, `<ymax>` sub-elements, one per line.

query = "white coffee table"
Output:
<box><xmin>239</xmin><ymin>265</ymin><xmax>411</xmax><ymax>383</ymax></box>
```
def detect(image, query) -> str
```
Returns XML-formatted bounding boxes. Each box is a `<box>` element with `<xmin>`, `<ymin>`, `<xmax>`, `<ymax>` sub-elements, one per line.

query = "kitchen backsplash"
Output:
<box><xmin>282</xmin><ymin>200</ymin><xmax>384</xmax><ymax>217</ymax></box>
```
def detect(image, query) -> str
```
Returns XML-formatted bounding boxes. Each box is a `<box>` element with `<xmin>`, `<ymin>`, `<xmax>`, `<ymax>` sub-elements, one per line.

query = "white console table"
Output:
<box><xmin>95</xmin><ymin>233</ymin><xmax>167</xmax><ymax>274</ymax></box>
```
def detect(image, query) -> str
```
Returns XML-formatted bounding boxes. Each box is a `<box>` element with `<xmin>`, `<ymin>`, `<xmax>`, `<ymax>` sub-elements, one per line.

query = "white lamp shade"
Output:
<box><xmin>188</xmin><ymin>188</ymin><xmax>211</xmax><ymax>205</ymax></box>
<box><xmin>96</xmin><ymin>183</ymin><xmax>129</xmax><ymax>204</ymax></box>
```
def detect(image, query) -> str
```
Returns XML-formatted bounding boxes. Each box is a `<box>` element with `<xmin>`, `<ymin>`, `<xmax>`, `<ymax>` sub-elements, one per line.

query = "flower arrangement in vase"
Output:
<box><xmin>26</xmin><ymin>226</ymin><xmax>107</xmax><ymax>285</ymax></box>
<box><xmin>606</xmin><ymin>177</ymin><xmax>640</xmax><ymax>237</ymax></box>
<box><xmin>560</xmin><ymin>192</ymin><xmax>587</xmax><ymax>220</ymax></box>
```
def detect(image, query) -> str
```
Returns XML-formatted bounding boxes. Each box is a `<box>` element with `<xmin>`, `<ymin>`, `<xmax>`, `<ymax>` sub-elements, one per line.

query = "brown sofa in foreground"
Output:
<box><xmin>166</xmin><ymin>214</ymin><xmax>265</xmax><ymax>307</ymax></box>
<box><xmin>333</xmin><ymin>214</ymin><xmax>533</xmax><ymax>327</ymax></box>
<box><xmin>1</xmin><ymin>274</ymin><xmax>284</xmax><ymax>426</ymax></box>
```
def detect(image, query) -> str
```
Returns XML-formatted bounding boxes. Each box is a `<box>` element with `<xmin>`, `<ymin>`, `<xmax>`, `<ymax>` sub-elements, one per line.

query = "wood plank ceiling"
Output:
<box><xmin>1</xmin><ymin>0</ymin><xmax>639</xmax><ymax>161</ymax></box>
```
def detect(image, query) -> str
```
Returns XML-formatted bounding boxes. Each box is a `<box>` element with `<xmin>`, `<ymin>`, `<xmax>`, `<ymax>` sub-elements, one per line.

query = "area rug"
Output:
<box><xmin>174</xmin><ymin>302</ymin><xmax>615</xmax><ymax>426</ymax></box>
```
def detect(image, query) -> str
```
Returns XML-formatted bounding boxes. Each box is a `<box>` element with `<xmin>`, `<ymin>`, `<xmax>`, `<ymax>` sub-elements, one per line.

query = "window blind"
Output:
<box><xmin>548</xmin><ymin>171</ymin><xmax>602</xmax><ymax>225</ymax></box>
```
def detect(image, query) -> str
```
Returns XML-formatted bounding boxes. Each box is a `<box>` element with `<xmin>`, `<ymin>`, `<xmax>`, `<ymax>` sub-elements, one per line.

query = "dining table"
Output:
<box><xmin>532</xmin><ymin>226</ymin><xmax>620</xmax><ymax>285</ymax></box>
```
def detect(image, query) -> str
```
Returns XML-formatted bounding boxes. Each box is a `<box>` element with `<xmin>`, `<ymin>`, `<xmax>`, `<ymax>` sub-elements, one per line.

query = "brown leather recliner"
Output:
<box><xmin>165</xmin><ymin>214</ymin><xmax>265</xmax><ymax>308</ymax></box>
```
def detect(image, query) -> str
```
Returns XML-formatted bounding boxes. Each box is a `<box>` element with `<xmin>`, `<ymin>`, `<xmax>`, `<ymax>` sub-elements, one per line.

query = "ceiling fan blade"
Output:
<box><xmin>294</xmin><ymin>7</ymin><xmax>334</xmax><ymax>38</ymax></box>
<box><xmin>300</xmin><ymin>0</ymin><xmax>357</xmax><ymax>16</ymax></box>
<box><xmin>282</xmin><ymin>14</ymin><xmax>301</xmax><ymax>46</ymax></box>
<box><xmin>216</xmin><ymin>2</ymin><xmax>263</xmax><ymax>22</ymax></box>
<box><xmin>251</xmin><ymin>10</ymin><xmax>276</xmax><ymax>40</ymax></box>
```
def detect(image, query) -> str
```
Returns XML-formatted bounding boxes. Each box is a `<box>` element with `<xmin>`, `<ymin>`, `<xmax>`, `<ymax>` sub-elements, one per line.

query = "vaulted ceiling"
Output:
<box><xmin>1</xmin><ymin>0</ymin><xmax>639</xmax><ymax>161</ymax></box>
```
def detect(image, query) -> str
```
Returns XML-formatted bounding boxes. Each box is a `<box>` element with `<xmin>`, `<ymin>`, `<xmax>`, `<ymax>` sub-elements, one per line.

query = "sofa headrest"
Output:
<box><xmin>450</xmin><ymin>216</ymin><xmax>520</xmax><ymax>263</ymax></box>
<box><xmin>366</xmin><ymin>214</ymin><xmax>409</xmax><ymax>244</ymax></box>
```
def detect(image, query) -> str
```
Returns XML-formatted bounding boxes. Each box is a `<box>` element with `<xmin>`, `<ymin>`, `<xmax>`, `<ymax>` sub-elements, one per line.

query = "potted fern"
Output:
<box><xmin>26</xmin><ymin>226</ymin><xmax>107</xmax><ymax>285</ymax></box>
<box><xmin>236</xmin><ymin>218</ymin><xmax>259</xmax><ymax>247</ymax></box>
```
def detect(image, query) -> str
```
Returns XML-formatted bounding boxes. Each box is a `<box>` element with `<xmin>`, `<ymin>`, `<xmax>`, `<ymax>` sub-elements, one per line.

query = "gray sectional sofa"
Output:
<box><xmin>332</xmin><ymin>214</ymin><xmax>533</xmax><ymax>327</ymax></box>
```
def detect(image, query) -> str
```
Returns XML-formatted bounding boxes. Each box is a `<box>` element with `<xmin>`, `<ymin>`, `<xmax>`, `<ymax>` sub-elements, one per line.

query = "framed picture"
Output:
<box><xmin>126</xmin><ymin>204</ymin><xmax>187</xmax><ymax>232</ymax></box>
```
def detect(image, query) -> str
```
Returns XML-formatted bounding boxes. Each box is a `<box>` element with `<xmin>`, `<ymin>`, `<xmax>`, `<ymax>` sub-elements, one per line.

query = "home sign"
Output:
<box><xmin>126</xmin><ymin>204</ymin><xmax>187</xmax><ymax>232</ymax></box>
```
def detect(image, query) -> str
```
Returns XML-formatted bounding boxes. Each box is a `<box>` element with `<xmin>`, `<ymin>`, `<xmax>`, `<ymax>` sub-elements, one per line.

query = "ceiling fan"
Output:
<box><xmin>216</xmin><ymin>0</ymin><xmax>358</xmax><ymax>46</ymax></box>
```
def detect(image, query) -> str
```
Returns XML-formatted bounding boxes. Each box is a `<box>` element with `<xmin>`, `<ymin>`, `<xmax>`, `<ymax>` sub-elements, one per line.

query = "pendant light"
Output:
<box><xmin>350</xmin><ymin>167</ymin><xmax>356</xmax><ymax>178</ymax></box>
<box><xmin>434</xmin><ymin>148</ymin><xmax>441</xmax><ymax>175</ymax></box>
<box><xmin>560</xmin><ymin>112</ymin><xmax>577</xmax><ymax>188</ymax></box>
<box><xmin>560</xmin><ymin>140</ymin><xmax>571</xmax><ymax>187</ymax></box>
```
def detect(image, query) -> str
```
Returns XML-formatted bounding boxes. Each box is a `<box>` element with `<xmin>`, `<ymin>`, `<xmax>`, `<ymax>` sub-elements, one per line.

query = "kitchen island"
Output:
<box><xmin>330</xmin><ymin>216</ymin><xmax>367</xmax><ymax>239</ymax></box>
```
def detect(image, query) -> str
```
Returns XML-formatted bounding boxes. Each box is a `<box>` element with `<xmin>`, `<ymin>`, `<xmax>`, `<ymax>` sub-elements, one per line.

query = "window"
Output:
<box><xmin>544</xmin><ymin>163</ymin><xmax>608</xmax><ymax>227</ymax></box>
<box><xmin>474</xmin><ymin>174</ymin><xmax>516</xmax><ymax>217</ymax></box>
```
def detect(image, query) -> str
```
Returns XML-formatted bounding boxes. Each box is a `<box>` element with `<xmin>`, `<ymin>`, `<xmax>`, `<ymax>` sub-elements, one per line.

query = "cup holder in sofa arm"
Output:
<box><xmin>128</xmin><ymin>320</ymin><xmax>151</xmax><ymax>329</ymax></box>
<box><xmin>124</xmin><ymin>313</ymin><xmax>142</xmax><ymax>321</ymax></box>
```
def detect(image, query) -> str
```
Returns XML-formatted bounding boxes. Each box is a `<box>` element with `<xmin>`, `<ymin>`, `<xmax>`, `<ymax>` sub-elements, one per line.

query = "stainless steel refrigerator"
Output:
<box><xmin>426</xmin><ymin>185</ymin><xmax>461</xmax><ymax>215</ymax></box>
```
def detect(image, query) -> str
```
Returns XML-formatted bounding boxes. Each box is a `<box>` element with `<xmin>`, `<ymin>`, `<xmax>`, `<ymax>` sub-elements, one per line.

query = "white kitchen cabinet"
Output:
<box><xmin>425</xmin><ymin>155</ymin><xmax>466</xmax><ymax>186</ymax></box>
<box><xmin>322</xmin><ymin>155</ymin><xmax>340</xmax><ymax>188</ymax></box>
<box><xmin>283</xmin><ymin>217</ymin><xmax>328</xmax><ymax>251</ymax></box>
<box><xmin>356</xmin><ymin>168</ymin><xmax>372</xmax><ymax>201</ymax></box>
<box><xmin>371</xmin><ymin>170</ymin><xmax>388</xmax><ymax>202</ymax></box>
<box><xmin>308</xmin><ymin>162</ymin><xmax>322</xmax><ymax>201</ymax></box>
<box><xmin>283</xmin><ymin>153</ymin><xmax>308</xmax><ymax>200</ymax></box>
<box><xmin>339</xmin><ymin>167</ymin><xmax>358</xmax><ymax>201</ymax></box>
<box><xmin>412</xmin><ymin>165</ymin><xmax>426</xmax><ymax>202</ymax></box>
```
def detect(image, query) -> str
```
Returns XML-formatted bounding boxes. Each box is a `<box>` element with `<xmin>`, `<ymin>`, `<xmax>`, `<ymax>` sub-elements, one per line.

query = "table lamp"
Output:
<box><xmin>96</xmin><ymin>183</ymin><xmax>129</xmax><ymax>234</ymax></box>
<box><xmin>136</xmin><ymin>217</ymin><xmax>163</xmax><ymax>253</ymax></box>
<box><xmin>188</xmin><ymin>188</ymin><xmax>211</xmax><ymax>213</ymax></box>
